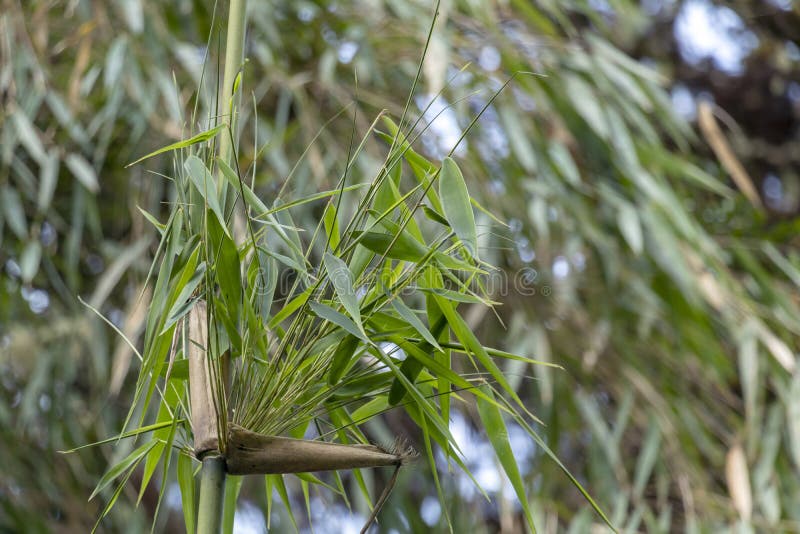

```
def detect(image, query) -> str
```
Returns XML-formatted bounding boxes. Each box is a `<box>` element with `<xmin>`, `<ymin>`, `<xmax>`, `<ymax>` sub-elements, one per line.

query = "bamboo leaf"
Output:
<box><xmin>477</xmin><ymin>385</ymin><xmax>536</xmax><ymax>530</ymax></box>
<box><xmin>617</xmin><ymin>203</ymin><xmax>643</xmax><ymax>254</ymax></box>
<box><xmin>127</xmin><ymin>124</ymin><xmax>225</xmax><ymax>167</ymax></box>
<box><xmin>65</xmin><ymin>153</ymin><xmax>100</xmax><ymax>192</ymax></box>
<box><xmin>208</xmin><ymin>214</ymin><xmax>242</xmax><ymax>315</ymax></box>
<box><xmin>37</xmin><ymin>150</ymin><xmax>59</xmax><ymax>212</ymax></box>
<box><xmin>11</xmin><ymin>109</ymin><xmax>46</xmax><ymax>163</ymax></box>
<box><xmin>59</xmin><ymin>420</ymin><xmax>184</xmax><ymax>453</ymax></box>
<box><xmin>392</xmin><ymin>299</ymin><xmax>441</xmax><ymax>350</ymax></box>
<box><xmin>353</xmin><ymin>231</ymin><xmax>428</xmax><ymax>262</ymax></box>
<box><xmin>20</xmin><ymin>240</ymin><xmax>42</xmax><ymax>283</ymax></box>
<box><xmin>268</xmin><ymin>287</ymin><xmax>312</xmax><ymax>328</ymax></box>
<box><xmin>184</xmin><ymin>156</ymin><xmax>229</xmax><ymax>237</ymax></box>
<box><xmin>1</xmin><ymin>185</ymin><xmax>27</xmax><ymax>239</ymax></box>
<box><xmin>422</xmin><ymin>205</ymin><xmax>450</xmax><ymax>226</ymax></box>
<box><xmin>89</xmin><ymin>440</ymin><xmax>158</xmax><ymax>501</ymax></box>
<box><xmin>309</xmin><ymin>301</ymin><xmax>368</xmax><ymax>341</ymax></box>
<box><xmin>222</xmin><ymin>476</ymin><xmax>243</xmax><ymax>534</ymax></box>
<box><xmin>440</xmin><ymin>157</ymin><xmax>478</xmax><ymax>258</ymax></box>
<box><xmin>177</xmin><ymin>453</ymin><xmax>196</xmax><ymax>534</ymax></box>
<box><xmin>161</xmin><ymin>262</ymin><xmax>206</xmax><ymax>334</ymax></box>
<box><xmin>328</xmin><ymin>334</ymin><xmax>360</xmax><ymax>385</ymax></box>
<box><xmin>324</xmin><ymin>252</ymin><xmax>365</xmax><ymax>335</ymax></box>
<box><xmin>433</xmin><ymin>294</ymin><xmax>524</xmax><ymax>408</ymax></box>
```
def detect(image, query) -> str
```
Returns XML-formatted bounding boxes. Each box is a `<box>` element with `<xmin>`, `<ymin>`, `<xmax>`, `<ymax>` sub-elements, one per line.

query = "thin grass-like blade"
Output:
<box><xmin>126</xmin><ymin>124</ymin><xmax>225</xmax><ymax>167</ymax></box>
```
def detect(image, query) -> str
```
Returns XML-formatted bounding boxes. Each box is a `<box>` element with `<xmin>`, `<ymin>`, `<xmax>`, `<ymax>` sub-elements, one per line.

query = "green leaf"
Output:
<box><xmin>2</xmin><ymin>185</ymin><xmax>28</xmax><ymax>239</ymax></box>
<box><xmin>222</xmin><ymin>476</ymin><xmax>243</xmax><ymax>534</ymax></box>
<box><xmin>253</xmin><ymin>184</ymin><xmax>367</xmax><ymax>219</ymax></box>
<box><xmin>433</xmin><ymin>294</ymin><xmax>524</xmax><ymax>408</ymax></box>
<box><xmin>388</xmin><ymin>356</ymin><xmax>425</xmax><ymax>405</ymax></box>
<box><xmin>137</xmin><ymin>206</ymin><xmax>167</xmax><ymax>233</ymax></box>
<box><xmin>268</xmin><ymin>287</ymin><xmax>312</xmax><ymax>328</ymax></box>
<box><xmin>177</xmin><ymin>453</ymin><xmax>196</xmax><ymax>534</ymax></box>
<box><xmin>422</xmin><ymin>205</ymin><xmax>450</xmax><ymax>226</ymax></box>
<box><xmin>12</xmin><ymin>109</ymin><xmax>46</xmax><ymax>162</ymax></box>
<box><xmin>548</xmin><ymin>141</ymin><xmax>581</xmax><ymax>186</ymax></box>
<box><xmin>477</xmin><ymin>386</ymin><xmax>535</xmax><ymax>530</ymax></box>
<box><xmin>353</xmin><ymin>231</ymin><xmax>428</xmax><ymax>262</ymax></box>
<box><xmin>37</xmin><ymin>150</ymin><xmax>59</xmax><ymax>212</ymax></box>
<box><xmin>294</xmin><ymin>472</ymin><xmax>344</xmax><ymax>495</ymax></box>
<box><xmin>184</xmin><ymin>156</ymin><xmax>230</xmax><ymax>237</ymax></box>
<box><xmin>323</xmin><ymin>252</ymin><xmax>365</xmax><ymax>335</ymax></box>
<box><xmin>59</xmin><ymin>420</ymin><xmax>184</xmax><ymax>453</ymax></box>
<box><xmin>564</xmin><ymin>74</ymin><xmax>609</xmax><ymax>139</ymax></box>
<box><xmin>89</xmin><ymin>440</ymin><xmax>158</xmax><ymax>500</ymax></box>
<box><xmin>328</xmin><ymin>334</ymin><xmax>360</xmax><ymax>385</ymax></box>
<box><xmin>217</xmin><ymin>158</ymin><xmax>269</xmax><ymax>215</ymax></box>
<box><xmin>350</xmin><ymin>396</ymin><xmax>390</xmax><ymax>423</ymax></box>
<box><xmin>420</xmin><ymin>287</ymin><xmax>492</xmax><ymax>305</ymax></box>
<box><xmin>323</xmin><ymin>202</ymin><xmax>341</xmax><ymax>251</ymax></box>
<box><xmin>267</xmin><ymin>475</ymin><xmax>299</xmax><ymax>532</ymax></box>
<box><xmin>633</xmin><ymin>419</ymin><xmax>661</xmax><ymax>498</ymax></box>
<box><xmin>309</xmin><ymin>301</ymin><xmax>368</xmax><ymax>341</ymax></box>
<box><xmin>20</xmin><ymin>240</ymin><xmax>42</xmax><ymax>283</ymax></box>
<box><xmin>208</xmin><ymin>214</ymin><xmax>242</xmax><ymax>315</ymax></box>
<box><xmin>127</xmin><ymin>124</ymin><xmax>225</xmax><ymax>167</ymax></box>
<box><xmin>440</xmin><ymin>157</ymin><xmax>478</xmax><ymax>258</ymax></box>
<box><xmin>392</xmin><ymin>299</ymin><xmax>441</xmax><ymax>350</ymax></box>
<box><xmin>161</xmin><ymin>262</ymin><xmax>206</xmax><ymax>334</ymax></box>
<box><xmin>65</xmin><ymin>152</ymin><xmax>100</xmax><ymax>193</ymax></box>
<box><xmin>617</xmin><ymin>203</ymin><xmax>643</xmax><ymax>254</ymax></box>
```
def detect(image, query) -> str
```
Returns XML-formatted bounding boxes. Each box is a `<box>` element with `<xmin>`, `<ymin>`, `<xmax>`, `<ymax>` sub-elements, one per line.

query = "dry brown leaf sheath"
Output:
<box><xmin>226</xmin><ymin>425</ymin><xmax>412</xmax><ymax>475</ymax></box>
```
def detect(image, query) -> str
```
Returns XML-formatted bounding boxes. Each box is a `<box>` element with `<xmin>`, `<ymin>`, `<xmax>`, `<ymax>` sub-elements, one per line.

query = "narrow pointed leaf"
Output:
<box><xmin>324</xmin><ymin>252</ymin><xmax>364</xmax><ymax>334</ymax></box>
<box><xmin>89</xmin><ymin>440</ymin><xmax>158</xmax><ymax>501</ymax></box>
<box><xmin>440</xmin><ymin>157</ymin><xmax>478</xmax><ymax>258</ymax></box>
<box><xmin>392</xmin><ymin>299</ymin><xmax>441</xmax><ymax>350</ymax></box>
<box><xmin>353</xmin><ymin>231</ymin><xmax>427</xmax><ymax>262</ymax></box>
<box><xmin>309</xmin><ymin>301</ymin><xmax>368</xmax><ymax>341</ymax></box>
<box><xmin>177</xmin><ymin>453</ymin><xmax>196</xmax><ymax>533</ymax></box>
<box><xmin>184</xmin><ymin>156</ymin><xmax>229</xmax><ymax>237</ymax></box>
<box><xmin>477</xmin><ymin>386</ymin><xmax>535</xmax><ymax>529</ymax></box>
<box><xmin>127</xmin><ymin>124</ymin><xmax>225</xmax><ymax>167</ymax></box>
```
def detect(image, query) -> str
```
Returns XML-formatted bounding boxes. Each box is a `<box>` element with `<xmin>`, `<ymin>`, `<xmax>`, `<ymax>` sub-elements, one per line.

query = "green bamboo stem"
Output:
<box><xmin>196</xmin><ymin>456</ymin><xmax>226</xmax><ymax>534</ymax></box>
<box><xmin>218</xmin><ymin>0</ymin><xmax>247</xmax><ymax>177</ymax></box>
<box><xmin>194</xmin><ymin>1</ymin><xmax>248</xmax><ymax>533</ymax></box>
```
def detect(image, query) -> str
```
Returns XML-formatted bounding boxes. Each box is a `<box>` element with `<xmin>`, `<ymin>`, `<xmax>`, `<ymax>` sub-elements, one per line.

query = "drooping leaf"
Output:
<box><xmin>476</xmin><ymin>385</ymin><xmax>536</xmax><ymax>529</ymax></box>
<box><xmin>177</xmin><ymin>453</ymin><xmax>196</xmax><ymax>534</ymax></box>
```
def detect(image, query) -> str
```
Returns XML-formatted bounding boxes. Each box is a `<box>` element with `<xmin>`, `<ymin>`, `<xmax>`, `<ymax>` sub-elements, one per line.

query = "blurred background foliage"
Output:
<box><xmin>2</xmin><ymin>0</ymin><xmax>800</xmax><ymax>532</ymax></box>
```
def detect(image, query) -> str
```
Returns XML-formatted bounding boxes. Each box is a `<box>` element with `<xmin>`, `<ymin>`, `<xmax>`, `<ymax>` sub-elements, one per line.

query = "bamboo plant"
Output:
<box><xmin>79</xmin><ymin>1</ymin><xmax>611</xmax><ymax>532</ymax></box>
